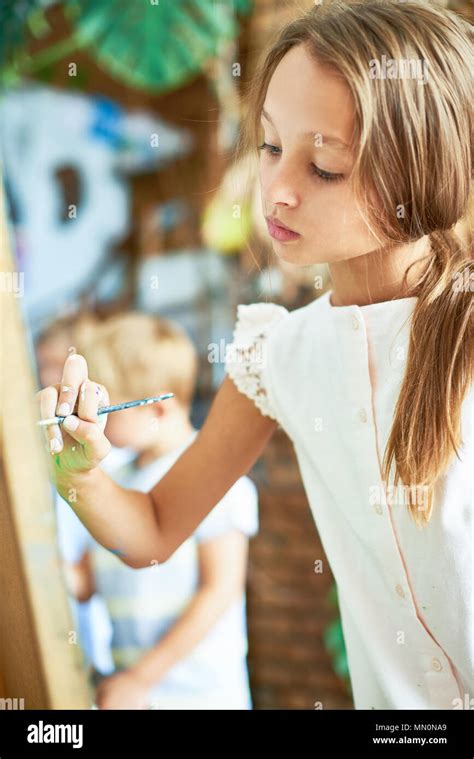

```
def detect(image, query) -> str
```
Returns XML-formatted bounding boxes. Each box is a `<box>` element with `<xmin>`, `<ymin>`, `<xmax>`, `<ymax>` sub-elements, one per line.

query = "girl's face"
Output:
<box><xmin>259</xmin><ymin>43</ymin><xmax>381</xmax><ymax>266</ymax></box>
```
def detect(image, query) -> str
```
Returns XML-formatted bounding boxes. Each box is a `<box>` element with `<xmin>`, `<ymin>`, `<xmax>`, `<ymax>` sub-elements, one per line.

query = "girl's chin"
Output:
<box><xmin>273</xmin><ymin>241</ymin><xmax>330</xmax><ymax>267</ymax></box>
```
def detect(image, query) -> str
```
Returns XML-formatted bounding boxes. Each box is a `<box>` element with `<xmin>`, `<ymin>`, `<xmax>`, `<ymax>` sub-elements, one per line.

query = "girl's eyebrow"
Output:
<box><xmin>261</xmin><ymin>108</ymin><xmax>349</xmax><ymax>151</ymax></box>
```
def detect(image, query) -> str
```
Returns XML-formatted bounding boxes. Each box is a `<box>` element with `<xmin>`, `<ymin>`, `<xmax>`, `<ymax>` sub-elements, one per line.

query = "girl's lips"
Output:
<box><xmin>266</xmin><ymin>217</ymin><xmax>301</xmax><ymax>242</ymax></box>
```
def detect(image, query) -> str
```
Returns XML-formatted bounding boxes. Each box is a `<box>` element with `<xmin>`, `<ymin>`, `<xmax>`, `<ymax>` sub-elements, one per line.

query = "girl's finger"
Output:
<box><xmin>77</xmin><ymin>380</ymin><xmax>109</xmax><ymax>430</ymax></box>
<box><xmin>77</xmin><ymin>380</ymin><xmax>102</xmax><ymax>422</ymax></box>
<box><xmin>77</xmin><ymin>381</ymin><xmax>110</xmax><ymax>432</ymax></box>
<box><xmin>55</xmin><ymin>353</ymin><xmax>88</xmax><ymax>421</ymax></box>
<box><xmin>39</xmin><ymin>384</ymin><xmax>63</xmax><ymax>453</ymax></box>
<box><xmin>96</xmin><ymin>384</ymin><xmax>110</xmax><ymax>433</ymax></box>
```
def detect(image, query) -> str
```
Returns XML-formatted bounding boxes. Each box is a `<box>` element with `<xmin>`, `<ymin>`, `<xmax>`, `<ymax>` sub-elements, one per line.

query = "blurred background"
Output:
<box><xmin>0</xmin><ymin>0</ymin><xmax>470</xmax><ymax>710</ymax></box>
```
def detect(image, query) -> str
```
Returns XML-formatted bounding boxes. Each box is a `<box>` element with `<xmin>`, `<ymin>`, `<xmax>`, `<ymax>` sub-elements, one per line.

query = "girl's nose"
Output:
<box><xmin>264</xmin><ymin>164</ymin><xmax>300</xmax><ymax>209</ymax></box>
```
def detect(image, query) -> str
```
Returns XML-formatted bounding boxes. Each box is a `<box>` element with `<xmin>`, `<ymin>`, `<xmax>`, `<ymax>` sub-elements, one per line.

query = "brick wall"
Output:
<box><xmin>246</xmin><ymin>428</ymin><xmax>353</xmax><ymax>710</ymax></box>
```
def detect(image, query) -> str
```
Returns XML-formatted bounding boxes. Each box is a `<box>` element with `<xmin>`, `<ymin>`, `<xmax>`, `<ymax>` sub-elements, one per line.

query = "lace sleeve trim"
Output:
<box><xmin>224</xmin><ymin>303</ymin><xmax>289</xmax><ymax>422</ymax></box>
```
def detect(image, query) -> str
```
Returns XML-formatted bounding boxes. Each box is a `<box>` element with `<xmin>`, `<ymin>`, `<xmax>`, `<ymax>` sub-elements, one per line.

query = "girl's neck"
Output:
<box><xmin>328</xmin><ymin>235</ymin><xmax>431</xmax><ymax>306</ymax></box>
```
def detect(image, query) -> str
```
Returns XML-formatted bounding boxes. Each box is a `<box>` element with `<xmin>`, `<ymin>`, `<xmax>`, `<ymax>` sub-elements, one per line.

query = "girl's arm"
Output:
<box><xmin>97</xmin><ymin>530</ymin><xmax>249</xmax><ymax>708</ymax></box>
<box><xmin>38</xmin><ymin>354</ymin><xmax>277</xmax><ymax>568</ymax></box>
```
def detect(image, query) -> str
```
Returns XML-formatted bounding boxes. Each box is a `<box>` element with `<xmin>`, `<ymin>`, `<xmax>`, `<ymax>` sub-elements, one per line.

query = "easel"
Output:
<box><xmin>0</xmin><ymin>175</ymin><xmax>90</xmax><ymax>708</ymax></box>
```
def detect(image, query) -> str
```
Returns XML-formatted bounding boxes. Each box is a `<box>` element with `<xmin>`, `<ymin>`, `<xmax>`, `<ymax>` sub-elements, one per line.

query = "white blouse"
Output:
<box><xmin>224</xmin><ymin>289</ymin><xmax>473</xmax><ymax>710</ymax></box>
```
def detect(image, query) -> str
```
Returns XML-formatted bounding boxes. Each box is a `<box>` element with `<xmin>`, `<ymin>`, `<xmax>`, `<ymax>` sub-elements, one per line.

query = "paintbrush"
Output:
<box><xmin>37</xmin><ymin>393</ymin><xmax>175</xmax><ymax>427</ymax></box>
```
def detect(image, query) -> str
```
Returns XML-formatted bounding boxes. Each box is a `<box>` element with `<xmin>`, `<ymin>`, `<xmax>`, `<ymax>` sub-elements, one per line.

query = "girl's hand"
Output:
<box><xmin>37</xmin><ymin>352</ymin><xmax>112</xmax><ymax>478</ymax></box>
<box><xmin>95</xmin><ymin>670</ymin><xmax>151</xmax><ymax>710</ymax></box>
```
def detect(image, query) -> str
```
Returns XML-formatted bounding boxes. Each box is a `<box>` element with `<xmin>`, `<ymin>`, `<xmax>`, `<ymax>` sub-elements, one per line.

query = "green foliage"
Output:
<box><xmin>323</xmin><ymin>581</ymin><xmax>352</xmax><ymax>695</ymax></box>
<box><xmin>1</xmin><ymin>0</ymin><xmax>254</xmax><ymax>92</ymax></box>
<box><xmin>0</xmin><ymin>0</ymin><xmax>42</xmax><ymax>68</ymax></box>
<box><xmin>68</xmin><ymin>0</ymin><xmax>255</xmax><ymax>92</ymax></box>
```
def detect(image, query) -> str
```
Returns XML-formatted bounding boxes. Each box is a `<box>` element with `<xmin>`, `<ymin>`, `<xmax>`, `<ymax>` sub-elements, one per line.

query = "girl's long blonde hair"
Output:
<box><xmin>236</xmin><ymin>0</ymin><xmax>473</xmax><ymax>526</ymax></box>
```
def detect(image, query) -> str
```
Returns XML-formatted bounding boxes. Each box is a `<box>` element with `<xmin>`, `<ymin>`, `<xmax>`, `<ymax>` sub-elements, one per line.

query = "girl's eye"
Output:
<box><xmin>311</xmin><ymin>164</ymin><xmax>344</xmax><ymax>183</ymax></box>
<box><xmin>257</xmin><ymin>141</ymin><xmax>281</xmax><ymax>156</ymax></box>
<box><xmin>257</xmin><ymin>142</ymin><xmax>343</xmax><ymax>183</ymax></box>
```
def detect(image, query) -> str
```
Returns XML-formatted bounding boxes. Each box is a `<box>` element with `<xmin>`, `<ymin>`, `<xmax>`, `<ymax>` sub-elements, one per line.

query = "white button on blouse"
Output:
<box><xmin>224</xmin><ymin>289</ymin><xmax>473</xmax><ymax>710</ymax></box>
<box><xmin>358</xmin><ymin>407</ymin><xmax>368</xmax><ymax>423</ymax></box>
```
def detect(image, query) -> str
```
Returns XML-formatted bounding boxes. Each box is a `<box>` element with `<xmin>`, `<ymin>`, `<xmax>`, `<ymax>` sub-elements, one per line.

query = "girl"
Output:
<box><xmin>39</xmin><ymin>0</ymin><xmax>473</xmax><ymax>709</ymax></box>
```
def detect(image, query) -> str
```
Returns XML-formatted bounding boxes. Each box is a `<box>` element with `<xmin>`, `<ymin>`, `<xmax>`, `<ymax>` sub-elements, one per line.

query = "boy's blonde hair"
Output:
<box><xmin>74</xmin><ymin>312</ymin><xmax>198</xmax><ymax>408</ymax></box>
<box><xmin>236</xmin><ymin>0</ymin><xmax>473</xmax><ymax>527</ymax></box>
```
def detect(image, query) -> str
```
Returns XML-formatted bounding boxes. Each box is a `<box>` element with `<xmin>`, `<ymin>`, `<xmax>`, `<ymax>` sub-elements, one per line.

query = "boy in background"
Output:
<box><xmin>54</xmin><ymin>311</ymin><xmax>259</xmax><ymax>709</ymax></box>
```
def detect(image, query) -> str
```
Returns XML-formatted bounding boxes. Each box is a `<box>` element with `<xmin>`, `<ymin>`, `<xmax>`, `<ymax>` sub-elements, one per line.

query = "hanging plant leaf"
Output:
<box><xmin>68</xmin><ymin>0</ymin><xmax>255</xmax><ymax>93</ymax></box>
